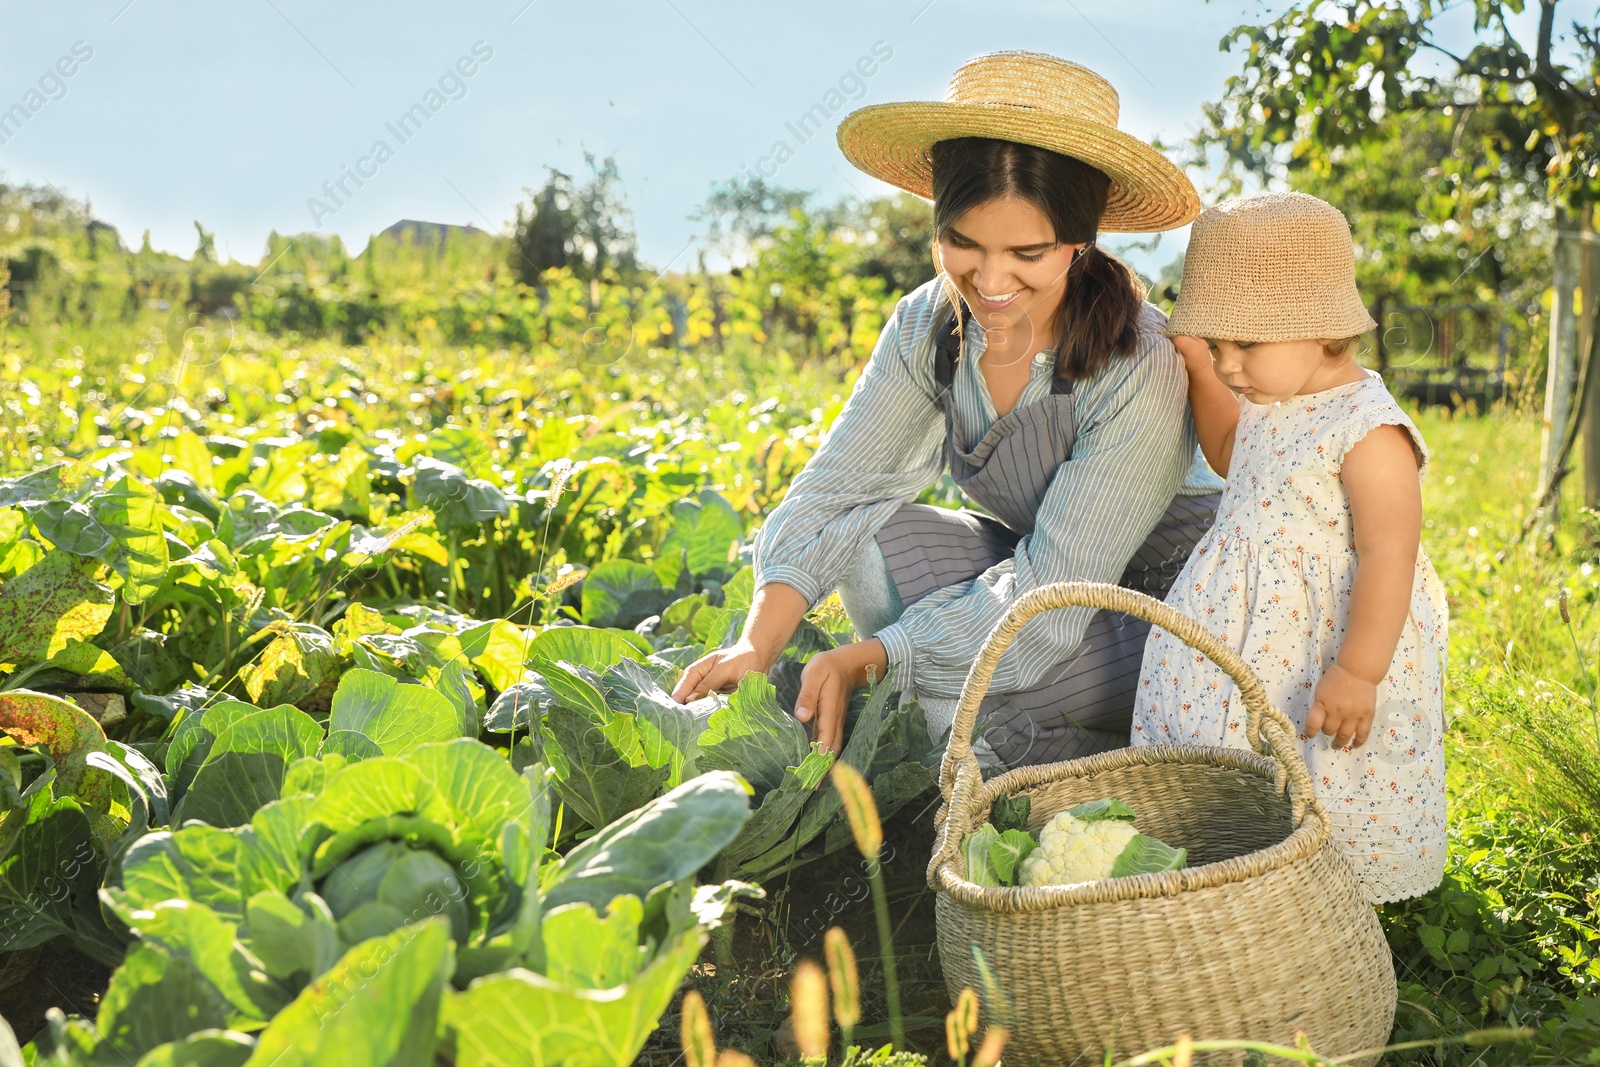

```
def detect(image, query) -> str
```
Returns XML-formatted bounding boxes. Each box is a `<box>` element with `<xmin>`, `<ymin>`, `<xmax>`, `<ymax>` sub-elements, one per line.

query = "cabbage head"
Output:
<box><xmin>98</xmin><ymin>740</ymin><xmax>757</xmax><ymax>1051</ymax></box>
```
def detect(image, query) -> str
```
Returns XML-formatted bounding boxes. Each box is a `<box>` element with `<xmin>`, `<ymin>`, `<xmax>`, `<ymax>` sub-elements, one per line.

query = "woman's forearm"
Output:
<box><xmin>741</xmin><ymin>581</ymin><xmax>811</xmax><ymax>666</ymax></box>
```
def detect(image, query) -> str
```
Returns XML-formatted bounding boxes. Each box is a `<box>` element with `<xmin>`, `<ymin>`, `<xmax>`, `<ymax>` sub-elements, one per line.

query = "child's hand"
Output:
<box><xmin>1303</xmin><ymin>663</ymin><xmax>1378</xmax><ymax>749</ymax></box>
<box><xmin>1171</xmin><ymin>334</ymin><xmax>1213</xmax><ymax>372</ymax></box>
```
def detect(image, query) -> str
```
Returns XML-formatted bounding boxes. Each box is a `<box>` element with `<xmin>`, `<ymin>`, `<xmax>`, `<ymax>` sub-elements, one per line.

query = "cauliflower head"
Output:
<box><xmin>1017</xmin><ymin>810</ymin><xmax>1140</xmax><ymax>887</ymax></box>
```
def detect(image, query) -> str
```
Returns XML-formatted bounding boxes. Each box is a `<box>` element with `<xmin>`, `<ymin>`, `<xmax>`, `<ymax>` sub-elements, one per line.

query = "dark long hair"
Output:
<box><xmin>930</xmin><ymin>137</ymin><xmax>1144</xmax><ymax>381</ymax></box>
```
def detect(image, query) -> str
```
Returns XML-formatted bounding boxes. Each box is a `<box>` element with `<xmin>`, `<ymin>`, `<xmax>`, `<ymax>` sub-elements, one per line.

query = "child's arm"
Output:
<box><xmin>1303</xmin><ymin>424</ymin><xmax>1422</xmax><ymax>749</ymax></box>
<box><xmin>1171</xmin><ymin>335</ymin><xmax>1240</xmax><ymax>476</ymax></box>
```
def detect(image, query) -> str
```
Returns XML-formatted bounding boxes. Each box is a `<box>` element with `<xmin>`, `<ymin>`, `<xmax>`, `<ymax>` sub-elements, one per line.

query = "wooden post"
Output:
<box><xmin>1581</xmin><ymin>205</ymin><xmax>1600</xmax><ymax>509</ymax></box>
<box><xmin>1540</xmin><ymin>207</ymin><xmax>1580</xmax><ymax>524</ymax></box>
<box><xmin>1373</xmin><ymin>294</ymin><xmax>1388</xmax><ymax>374</ymax></box>
<box><xmin>1496</xmin><ymin>320</ymin><xmax>1509</xmax><ymax>406</ymax></box>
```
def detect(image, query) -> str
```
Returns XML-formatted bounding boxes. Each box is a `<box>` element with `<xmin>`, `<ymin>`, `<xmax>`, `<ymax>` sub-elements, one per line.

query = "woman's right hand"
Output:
<box><xmin>671</xmin><ymin>639</ymin><xmax>775</xmax><ymax>704</ymax></box>
<box><xmin>672</xmin><ymin>581</ymin><xmax>810</xmax><ymax>704</ymax></box>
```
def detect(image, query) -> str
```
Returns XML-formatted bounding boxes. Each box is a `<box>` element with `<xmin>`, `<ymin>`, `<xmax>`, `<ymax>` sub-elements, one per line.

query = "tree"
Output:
<box><xmin>509</xmin><ymin>169</ymin><xmax>573</xmax><ymax>280</ymax></box>
<box><xmin>826</xmin><ymin>192</ymin><xmax>935</xmax><ymax>298</ymax></box>
<box><xmin>508</xmin><ymin>152</ymin><xmax>638</xmax><ymax>286</ymax></box>
<box><xmin>691</xmin><ymin>176</ymin><xmax>813</xmax><ymax>266</ymax></box>
<box><xmin>1196</xmin><ymin>0</ymin><xmax>1599</xmax><ymax>508</ymax></box>
<box><xmin>1197</xmin><ymin>1</ymin><xmax>1596</xmax><ymax>210</ymax></box>
<box><xmin>192</xmin><ymin>221</ymin><xmax>216</xmax><ymax>264</ymax></box>
<box><xmin>692</xmin><ymin>176</ymin><xmax>935</xmax><ymax>295</ymax></box>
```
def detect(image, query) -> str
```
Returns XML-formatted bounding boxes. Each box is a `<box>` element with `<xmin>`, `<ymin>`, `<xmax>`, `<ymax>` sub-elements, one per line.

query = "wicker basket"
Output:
<box><xmin>928</xmin><ymin>582</ymin><xmax>1396</xmax><ymax>1066</ymax></box>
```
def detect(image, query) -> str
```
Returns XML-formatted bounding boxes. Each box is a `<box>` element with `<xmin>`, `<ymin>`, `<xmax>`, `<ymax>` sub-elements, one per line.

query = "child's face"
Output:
<box><xmin>1205</xmin><ymin>337</ymin><xmax>1348</xmax><ymax>404</ymax></box>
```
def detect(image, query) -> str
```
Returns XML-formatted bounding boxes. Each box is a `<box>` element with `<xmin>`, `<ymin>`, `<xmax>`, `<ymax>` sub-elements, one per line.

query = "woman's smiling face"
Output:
<box><xmin>936</xmin><ymin>195</ymin><xmax>1080</xmax><ymax>354</ymax></box>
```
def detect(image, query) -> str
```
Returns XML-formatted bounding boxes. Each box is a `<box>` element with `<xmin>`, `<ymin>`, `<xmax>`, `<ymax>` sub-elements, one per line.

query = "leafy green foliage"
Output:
<box><xmin>0</xmin><ymin>552</ymin><xmax>113</xmax><ymax>668</ymax></box>
<box><xmin>1065</xmin><ymin>798</ymin><xmax>1137</xmax><ymax>823</ymax></box>
<box><xmin>1197</xmin><ymin>1</ymin><xmax>1598</xmax><ymax>209</ymax></box>
<box><xmin>244</xmin><ymin>918</ymin><xmax>453</xmax><ymax>1067</ymax></box>
<box><xmin>1380</xmin><ymin>800</ymin><xmax>1600</xmax><ymax>1065</ymax></box>
<box><xmin>408</xmin><ymin>457</ymin><xmax>510</xmax><ymax>535</ymax></box>
<box><xmin>170</xmin><ymin>702</ymin><xmax>323</xmax><ymax>827</ymax></box>
<box><xmin>327</xmin><ymin>668</ymin><xmax>466</xmax><ymax>755</ymax></box>
<box><xmin>989</xmin><ymin>829</ymin><xmax>1038</xmax><ymax>885</ymax></box>
<box><xmin>653</xmin><ymin>490</ymin><xmax>743</xmax><ymax>587</ymax></box>
<box><xmin>1109</xmin><ymin>834</ymin><xmax>1188</xmax><ymax>878</ymax></box>
<box><xmin>443</xmin><ymin>908</ymin><xmax>704</xmax><ymax>1067</ymax></box>
<box><xmin>698</xmin><ymin>673</ymin><xmax>814</xmax><ymax>795</ymax></box>
<box><xmin>988</xmin><ymin>794</ymin><xmax>1031</xmax><ymax>835</ymax></box>
<box><xmin>0</xmin><ymin>792</ymin><xmax>104</xmax><ymax>955</ymax></box>
<box><xmin>542</xmin><ymin>771</ymin><xmax>754</xmax><ymax>910</ymax></box>
<box><xmin>581</xmin><ymin>559</ymin><xmax>674</xmax><ymax>629</ymax></box>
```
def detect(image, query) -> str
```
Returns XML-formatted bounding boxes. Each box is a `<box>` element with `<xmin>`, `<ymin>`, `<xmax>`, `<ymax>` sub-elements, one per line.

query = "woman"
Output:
<box><xmin>672</xmin><ymin>51</ymin><xmax>1222</xmax><ymax>770</ymax></box>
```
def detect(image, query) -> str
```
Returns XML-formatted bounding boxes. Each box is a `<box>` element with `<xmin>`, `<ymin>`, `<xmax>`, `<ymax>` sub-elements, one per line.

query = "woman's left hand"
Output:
<box><xmin>793</xmin><ymin>639</ymin><xmax>888</xmax><ymax>755</ymax></box>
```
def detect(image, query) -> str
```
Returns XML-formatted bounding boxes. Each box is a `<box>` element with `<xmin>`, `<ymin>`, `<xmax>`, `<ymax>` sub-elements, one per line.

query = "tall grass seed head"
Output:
<box><xmin>946</xmin><ymin>986</ymin><xmax>980</xmax><ymax>1059</ymax></box>
<box><xmin>544</xmin><ymin>564</ymin><xmax>588</xmax><ymax>597</ymax></box>
<box><xmin>831</xmin><ymin>760</ymin><xmax>882</xmax><ymax>861</ymax></box>
<box><xmin>823</xmin><ymin>926</ymin><xmax>860</xmax><ymax>1029</ymax></box>
<box><xmin>790</xmin><ymin>958</ymin><xmax>830</xmax><ymax>1059</ymax></box>
<box><xmin>547</xmin><ymin>457</ymin><xmax>573</xmax><ymax>502</ymax></box>
<box><xmin>680</xmin><ymin>990</ymin><xmax>716</xmax><ymax>1067</ymax></box>
<box><xmin>971</xmin><ymin>1026</ymin><xmax>1009</xmax><ymax>1067</ymax></box>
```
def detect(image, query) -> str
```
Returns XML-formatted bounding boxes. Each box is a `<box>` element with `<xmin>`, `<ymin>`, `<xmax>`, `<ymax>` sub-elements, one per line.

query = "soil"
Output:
<box><xmin>0</xmin><ymin>943</ymin><xmax>112</xmax><ymax>1046</ymax></box>
<box><xmin>637</xmin><ymin>785</ymin><xmax>953</xmax><ymax>1064</ymax></box>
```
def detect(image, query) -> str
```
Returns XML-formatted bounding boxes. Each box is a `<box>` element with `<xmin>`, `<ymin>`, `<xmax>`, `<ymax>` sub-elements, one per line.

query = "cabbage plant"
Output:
<box><xmin>54</xmin><ymin>747</ymin><xmax>755</xmax><ymax>1066</ymax></box>
<box><xmin>0</xmin><ymin>689</ymin><xmax>165</xmax><ymax>966</ymax></box>
<box><xmin>490</xmin><ymin>631</ymin><xmax>940</xmax><ymax>884</ymax></box>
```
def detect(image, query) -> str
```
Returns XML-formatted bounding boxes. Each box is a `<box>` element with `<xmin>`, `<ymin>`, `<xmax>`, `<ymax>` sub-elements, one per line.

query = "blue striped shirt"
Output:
<box><xmin>752</xmin><ymin>277</ymin><xmax>1224</xmax><ymax>699</ymax></box>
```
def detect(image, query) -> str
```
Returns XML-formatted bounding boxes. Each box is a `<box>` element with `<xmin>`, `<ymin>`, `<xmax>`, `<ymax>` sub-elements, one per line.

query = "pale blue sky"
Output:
<box><xmin>0</xmin><ymin>1</ymin><xmax>1530</xmax><ymax>276</ymax></box>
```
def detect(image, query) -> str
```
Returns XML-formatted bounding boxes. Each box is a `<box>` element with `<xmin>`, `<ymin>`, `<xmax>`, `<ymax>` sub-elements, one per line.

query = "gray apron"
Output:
<box><xmin>871</xmin><ymin>307</ymin><xmax>1220</xmax><ymax>768</ymax></box>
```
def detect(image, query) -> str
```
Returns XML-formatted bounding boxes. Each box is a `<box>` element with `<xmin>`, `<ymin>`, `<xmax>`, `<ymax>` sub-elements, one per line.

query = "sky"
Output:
<box><xmin>0</xmin><ymin>0</ymin><xmax>1535</xmax><ymax>278</ymax></box>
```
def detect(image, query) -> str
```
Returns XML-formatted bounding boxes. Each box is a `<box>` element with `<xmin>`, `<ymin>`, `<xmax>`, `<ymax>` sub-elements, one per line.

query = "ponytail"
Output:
<box><xmin>1053</xmin><ymin>242</ymin><xmax>1144</xmax><ymax>381</ymax></box>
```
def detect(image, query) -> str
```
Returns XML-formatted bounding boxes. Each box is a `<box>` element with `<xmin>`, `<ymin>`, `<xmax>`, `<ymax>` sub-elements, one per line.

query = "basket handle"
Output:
<box><xmin>937</xmin><ymin>580</ymin><xmax>1318</xmax><ymax>828</ymax></box>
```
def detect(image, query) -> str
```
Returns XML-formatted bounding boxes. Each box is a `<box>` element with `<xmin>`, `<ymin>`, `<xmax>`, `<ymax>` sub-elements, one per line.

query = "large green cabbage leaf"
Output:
<box><xmin>85</xmin><ymin>751</ymin><xmax>757</xmax><ymax>1067</ymax></box>
<box><xmin>243</xmin><ymin>917</ymin><xmax>453</xmax><ymax>1067</ymax></box>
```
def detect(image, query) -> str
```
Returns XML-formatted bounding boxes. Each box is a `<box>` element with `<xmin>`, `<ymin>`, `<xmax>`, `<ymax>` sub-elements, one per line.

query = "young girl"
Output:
<box><xmin>1132</xmin><ymin>191</ymin><xmax>1447</xmax><ymax>905</ymax></box>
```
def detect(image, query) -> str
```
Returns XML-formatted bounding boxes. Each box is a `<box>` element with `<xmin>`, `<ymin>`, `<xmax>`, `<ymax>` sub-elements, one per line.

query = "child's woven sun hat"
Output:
<box><xmin>1166</xmin><ymin>191</ymin><xmax>1378</xmax><ymax>342</ymax></box>
<box><xmin>836</xmin><ymin>50</ymin><xmax>1199</xmax><ymax>233</ymax></box>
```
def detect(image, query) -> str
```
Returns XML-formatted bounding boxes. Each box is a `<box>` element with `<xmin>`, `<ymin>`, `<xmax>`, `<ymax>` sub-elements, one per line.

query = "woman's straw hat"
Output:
<box><xmin>1166</xmin><ymin>191</ymin><xmax>1378</xmax><ymax>342</ymax></box>
<box><xmin>836</xmin><ymin>51</ymin><xmax>1199</xmax><ymax>233</ymax></box>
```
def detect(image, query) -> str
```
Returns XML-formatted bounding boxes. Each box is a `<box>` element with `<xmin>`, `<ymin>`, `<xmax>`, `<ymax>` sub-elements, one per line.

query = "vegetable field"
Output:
<box><xmin>0</xmin><ymin>300</ymin><xmax>965</xmax><ymax>1062</ymax></box>
<box><xmin>3</xmin><ymin>296</ymin><xmax>1598</xmax><ymax>1065</ymax></box>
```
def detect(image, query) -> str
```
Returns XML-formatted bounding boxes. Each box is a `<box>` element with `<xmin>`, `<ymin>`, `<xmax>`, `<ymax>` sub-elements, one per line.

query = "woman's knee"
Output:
<box><xmin>835</xmin><ymin>538</ymin><xmax>905</xmax><ymax>638</ymax></box>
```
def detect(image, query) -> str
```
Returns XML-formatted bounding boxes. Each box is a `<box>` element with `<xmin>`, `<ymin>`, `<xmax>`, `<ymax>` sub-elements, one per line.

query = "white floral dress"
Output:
<box><xmin>1132</xmin><ymin>372</ymin><xmax>1448</xmax><ymax>905</ymax></box>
